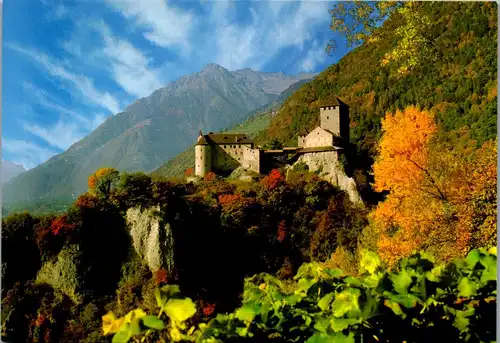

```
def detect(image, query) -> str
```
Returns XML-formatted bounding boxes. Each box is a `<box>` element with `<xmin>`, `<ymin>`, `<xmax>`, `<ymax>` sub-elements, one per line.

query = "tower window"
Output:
<box><xmin>327</xmin><ymin>116</ymin><xmax>329</xmax><ymax>119</ymax></box>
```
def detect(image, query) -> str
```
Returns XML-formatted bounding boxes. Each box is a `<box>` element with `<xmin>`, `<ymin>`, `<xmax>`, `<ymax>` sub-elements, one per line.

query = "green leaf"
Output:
<box><xmin>112</xmin><ymin>329</ymin><xmax>131</xmax><ymax>343</ymax></box>
<box><xmin>465</xmin><ymin>249</ymin><xmax>481</xmax><ymax>267</ymax></box>
<box><xmin>360</xmin><ymin>250</ymin><xmax>382</xmax><ymax>274</ymax></box>
<box><xmin>453</xmin><ymin>308</ymin><xmax>475</xmax><ymax>332</ymax></box>
<box><xmin>313</xmin><ymin>318</ymin><xmax>330</xmax><ymax>333</ymax></box>
<box><xmin>330</xmin><ymin>317</ymin><xmax>360</xmax><ymax>332</ymax></box>
<box><xmin>317</xmin><ymin>293</ymin><xmax>335</xmax><ymax>311</ymax></box>
<box><xmin>306</xmin><ymin>332</ymin><xmax>355</xmax><ymax>343</ymax></box>
<box><xmin>129</xmin><ymin>319</ymin><xmax>142</xmax><ymax>336</ymax></box>
<box><xmin>235</xmin><ymin>302</ymin><xmax>261</xmax><ymax>323</ymax></box>
<box><xmin>142</xmin><ymin>315</ymin><xmax>165</xmax><ymax>330</ymax></box>
<box><xmin>384</xmin><ymin>299</ymin><xmax>406</xmax><ymax>318</ymax></box>
<box><xmin>331</xmin><ymin>288</ymin><xmax>361</xmax><ymax>318</ymax></box>
<box><xmin>236</xmin><ymin>327</ymin><xmax>249</xmax><ymax>337</ymax></box>
<box><xmin>155</xmin><ymin>288</ymin><xmax>168</xmax><ymax>309</ymax></box>
<box><xmin>457</xmin><ymin>277</ymin><xmax>478</xmax><ymax>297</ymax></box>
<box><xmin>390</xmin><ymin>269</ymin><xmax>413</xmax><ymax>294</ymax></box>
<box><xmin>297</xmin><ymin>277</ymin><xmax>316</xmax><ymax>293</ymax></box>
<box><xmin>163</xmin><ymin>298</ymin><xmax>197</xmax><ymax>323</ymax></box>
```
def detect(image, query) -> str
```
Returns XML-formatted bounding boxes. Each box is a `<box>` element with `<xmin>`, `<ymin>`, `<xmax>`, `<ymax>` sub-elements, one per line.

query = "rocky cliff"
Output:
<box><xmin>289</xmin><ymin>151</ymin><xmax>363</xmax><ymax>206</ymax></box>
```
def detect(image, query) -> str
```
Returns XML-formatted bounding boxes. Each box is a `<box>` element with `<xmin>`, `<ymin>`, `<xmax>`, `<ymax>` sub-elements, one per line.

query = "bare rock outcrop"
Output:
<box><xmin>289</xmin><ymin>151</ymin><xmax>363</xmax><ymax>206</ymax></box>
<box><xmin>126</xmin><ymin>206</ymin><xmax>174</xmax><ymax>275</ymax></box>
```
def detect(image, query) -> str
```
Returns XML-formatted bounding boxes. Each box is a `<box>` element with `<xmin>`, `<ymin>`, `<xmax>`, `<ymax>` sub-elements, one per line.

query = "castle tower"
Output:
<box><xmin>195</xmin><ymin>131</ymin><xmax>211</xmax><ymax>177</ymax></box>
<box><xmin>318</xmin><ymin>96</ymin><xmax>349</xmax><ymax>144</ymax></box>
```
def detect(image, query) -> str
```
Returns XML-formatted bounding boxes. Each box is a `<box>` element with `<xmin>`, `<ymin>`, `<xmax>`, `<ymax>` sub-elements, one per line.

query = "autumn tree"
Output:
<box><xmin>368</xmin><ymin>106</ymin><xmax>497</xmax><ymax>266</ymax></box>
<box><xmin>87</xmin><ymin>167</ymin><xmax>120</xmax><ymax>199</ymax></box>
<box><xmin>327</xmin><ymin>1</ymin><xmax>433</xmax><ymax>75</ymax></box>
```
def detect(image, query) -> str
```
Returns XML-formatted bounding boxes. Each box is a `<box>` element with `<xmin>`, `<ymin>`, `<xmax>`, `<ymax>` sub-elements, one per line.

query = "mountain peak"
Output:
<box><xmin>201</xmin><ymin>63</ymin><xmax>227</xmax><ymax>73</ymax></box>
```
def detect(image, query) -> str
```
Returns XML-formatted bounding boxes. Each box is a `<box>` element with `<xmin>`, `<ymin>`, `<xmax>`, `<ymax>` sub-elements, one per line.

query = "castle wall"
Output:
<box><xmin>303</xmin><ymin>127</ymin><xmax>334</xmax><ymax>148</ymax></box>
<box><xmin>212</xmin><ymin>143</ymin><xmax>252</xmax><ymax>172</ymax></box>
<box><xmin>298</xmin><ymin>136</ymin><xmax>305</xmax><ymax>147</ymax></box>
<box><xmin>195</xmin><ymin>145</ymin><xmax>211</xmax><ymax>177</ymax></box>
<box><xmin>242</xmin><ymin>147</ymin><xmax>261</xmax><ymax>174</ymax></box>
<box><xmin>320</xmin><ymin>106</ymin><xmax>340</xmax><ymax>136</ymax></box>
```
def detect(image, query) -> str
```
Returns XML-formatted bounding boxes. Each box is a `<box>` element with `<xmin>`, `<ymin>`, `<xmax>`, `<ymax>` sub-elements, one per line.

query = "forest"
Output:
<box><xmin>1</xmin><ymin>1</ymin><xmax>497</xmax><ymax>343</ymax></box>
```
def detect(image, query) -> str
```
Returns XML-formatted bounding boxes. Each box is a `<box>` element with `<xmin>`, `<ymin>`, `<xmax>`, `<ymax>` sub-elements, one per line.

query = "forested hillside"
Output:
<box><xmin>256</xmin><ymin>2</ymin><xmax>497</xmax><ymax>158</ymax></box>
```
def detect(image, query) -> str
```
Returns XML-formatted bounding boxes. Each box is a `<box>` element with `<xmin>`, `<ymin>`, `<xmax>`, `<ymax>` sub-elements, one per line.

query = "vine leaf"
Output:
<box><xmin>457</xmin><ymin>278</ymin><xmax>477</xmax><ymax>298</ymax></box>
<box><xmin>142</xmin><ymin>315</ymin><xmax>165</xmax><ymax>330</ymax></box>
<box><xmin>163</xmin><ymin>298</ymin><xmax>197</xmax><ymax>323</ymax></box>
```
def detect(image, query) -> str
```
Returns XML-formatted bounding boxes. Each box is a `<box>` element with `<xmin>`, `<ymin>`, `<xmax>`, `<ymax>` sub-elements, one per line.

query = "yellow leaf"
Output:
<box><xmin>102</xmin><ymin>312</ymin><xmax>125</xmax><ymax>335</ymax></box>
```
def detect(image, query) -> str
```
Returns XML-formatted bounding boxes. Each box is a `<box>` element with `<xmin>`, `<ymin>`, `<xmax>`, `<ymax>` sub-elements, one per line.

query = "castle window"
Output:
<box><xmin>327</xmin><ymin>116</ymin><xmax>329</xmax><ymax>119</ymax></box>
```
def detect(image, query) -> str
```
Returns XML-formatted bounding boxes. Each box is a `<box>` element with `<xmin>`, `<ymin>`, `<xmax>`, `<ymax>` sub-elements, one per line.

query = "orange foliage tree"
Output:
<box><xmin>87</xmin><ymin>167</ymin><xmax>120</xmax><ymax>198</ymax></box>
<box><xmin>370</xmin><ymin>106</ymin><xmax>497</xmax><ymax>266</ymax></box>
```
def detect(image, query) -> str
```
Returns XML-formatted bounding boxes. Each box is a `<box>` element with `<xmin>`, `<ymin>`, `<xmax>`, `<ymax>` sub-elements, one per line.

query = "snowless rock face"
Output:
<box><xmin>290</xmin><ymin>151</ymin><xmax>364</xmax><ymax>206</ymax></box>
<box><xmin>126</xmin><ymin>206</ymin><xmax>174</xmax><ymax>275</ymax></box>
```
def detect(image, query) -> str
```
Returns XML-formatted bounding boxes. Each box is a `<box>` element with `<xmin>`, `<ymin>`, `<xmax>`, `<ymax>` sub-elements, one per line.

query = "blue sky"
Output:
<box><xmin>2</xmin><ymin>0</ymin><xmax>351</xmax><ymax>170</ymax></box>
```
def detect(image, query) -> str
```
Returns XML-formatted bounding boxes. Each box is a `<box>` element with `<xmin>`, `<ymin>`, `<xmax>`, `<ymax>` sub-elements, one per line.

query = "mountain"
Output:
<box><xmin>1</xmin><ymin>161</ymin><xmax>25</xmax><ymax>184</ymax></box>
<box><xmin>3</xmin><ymin>65</ymin><xmax>313</xmax><ymax>203</ymax></box>
<box><xmin>232</xmin><ymin>68</ymin><xmax>316</xmax><ymax>95</ymax></box>
<box><xmin>153</xmin><ymin>78</ymin><xmax>314</xmax><ymax>178</ymax></box>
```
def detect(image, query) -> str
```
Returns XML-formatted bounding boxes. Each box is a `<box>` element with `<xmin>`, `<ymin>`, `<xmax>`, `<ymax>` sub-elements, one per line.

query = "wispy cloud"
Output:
<box><xmin>23</xmin><ymin>82</ymin><xmax>108</xmax><ymax>131</ymax></box>
<box><xmin>2</xmin><ymin>138</ymin><xmax>59</xmax><ymax>170</ymax></box>
<box><xmin>95</xmin><ymin>22</ymin><xmax>164</xmax><ymax>98</ymax></box>
<box><xmin>23</xmin><ymin>120</ymin><xmax>85</xmax><ymax>150</ymax></box>
<box><xmin>208</xmin><ymin>1</ymin><xmax>331</xmax><ymax>71</ymax></box>
<box><xmin>103</xmin><ymin>0</ymin><xmax>193</xmax><ymax>50</ymax></box>
<box><xmin>6</xmin><ymin>43</ymin><xmax>121</xmax><ymax>114</ymax></box>
<box><xmin>300</xmin><ymin>40</ymin><xmax>327</xmax><ymax>72</ymax></box>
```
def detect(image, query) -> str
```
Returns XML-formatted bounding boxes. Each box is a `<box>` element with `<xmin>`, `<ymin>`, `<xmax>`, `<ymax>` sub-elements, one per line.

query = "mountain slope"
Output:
<box><xmin>1</xmin><ymin>161</ymin><xmax>25</xmax><ymax>184</ymax></box>
<box><xmin>3</xmin><ymin>65</ymin><xmax>312</xmax><ymax>203</ymax></box>
<box><xmin>153</xmin><ymin>78</ymin><xmax>313</xmax><ymax>178</ymax></box>
<box><xmin>255</xmin><ymin>2</ymin><xmax>497</xmax><ymax>158</ymax></box>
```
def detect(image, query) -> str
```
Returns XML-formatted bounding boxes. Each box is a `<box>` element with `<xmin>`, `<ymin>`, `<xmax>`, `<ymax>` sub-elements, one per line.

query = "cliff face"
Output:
<box><xmin>289</xmin><ymin>151</ymin><xmax>363</xmax><ymax>206</ymax></box>
<box><xmin>126</xmin><ymin>206</ymin><xmax>174</xmax><ymax>275</ymax></box>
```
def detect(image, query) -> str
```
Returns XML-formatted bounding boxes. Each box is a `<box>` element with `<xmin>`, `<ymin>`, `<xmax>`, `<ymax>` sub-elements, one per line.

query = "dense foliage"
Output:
<box><xmin>101</xmin><ymin>248</ymin><xmax>497</xmax><ymax>343</ymax></box>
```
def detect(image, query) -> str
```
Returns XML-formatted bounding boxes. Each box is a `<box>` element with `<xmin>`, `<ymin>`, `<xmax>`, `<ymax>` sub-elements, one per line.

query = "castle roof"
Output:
<box><xmin>317</xmin><ymin>95</ymin><xmax>341</xmax><ymax>108</ymax></box>
<box><xmin>196</xmin><ymin>133</ymin><xmax>253</xmax><ymax>146</ymax></box>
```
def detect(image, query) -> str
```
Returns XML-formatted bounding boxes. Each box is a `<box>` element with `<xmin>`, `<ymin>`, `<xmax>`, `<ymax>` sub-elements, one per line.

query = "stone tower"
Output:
<box><xmin>195</xmin><ymin>131</ymin><xmax>211</xmax><ymax>177</ymax></box>
<box><xmin>319</xmin><ymin>96</ymin><xmax>350</xmax><ymax>144</ymax></box>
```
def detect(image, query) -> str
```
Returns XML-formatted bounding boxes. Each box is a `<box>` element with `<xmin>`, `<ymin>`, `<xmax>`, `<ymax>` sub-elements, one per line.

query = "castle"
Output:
<box><xmin>194</xmin><ymin>95</ymin><xmax>349</xmax><ymax>178</ymax></box>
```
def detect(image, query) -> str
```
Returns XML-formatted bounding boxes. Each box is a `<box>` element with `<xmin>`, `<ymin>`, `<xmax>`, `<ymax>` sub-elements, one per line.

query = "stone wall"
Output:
<box><xmin>242</xmin><ymin>147</ymin><xmax>261</xmax><ymax>174</ymax></box>
<box><xmin>290</xmin><ymin>151</ymin><xmax>363</xmax><ymax>206</ymax></box>
<box><xmin>320</xmin><ymin>106</ymin><xmax>340</xmax><ymax>136</ymax></box>
<box><xmin>303</xmin><ymin>127</ymin><xmax>334</xmax><ymax>148</ymax></box>
<box><xmin>211</xmin><ymin>143</ymin><xmax>252</xmax><ymax>172</ymax></box>
<box><xmin>195</xmin><ymin>145</ymin><xmax>211</xmax><ymax>177</ymax></box>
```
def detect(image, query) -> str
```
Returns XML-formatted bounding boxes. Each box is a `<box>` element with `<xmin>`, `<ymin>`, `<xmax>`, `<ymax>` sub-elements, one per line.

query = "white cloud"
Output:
<box><xmin>6</xmin><ymin>43</ymin><xmax>121</xmax><ymax>114</ymax></box>
<box><xmin>22</xmin><ymin>82</ymin><xmax>107</xmax><ymax>131</ymax></box>
<box><xmin>209</xmin><ymin>1</ymin><xmax>331</xmax><ymax>71</ymax></box>
<box><xmin>23</xmin><ymin>120</ymin><xmax>85</xmax><ymax>150</ymax></box>
<box><xmin>300</xmin><ymin>40</ymin><xmax>327</xmax><ymax>72</ymax></box>
<box><xmin>104</xmin><ymin>0</ymin><xmax>193</xmax><ymax>50</ymax></box>
<box><xmin>2</xmin><ymin>138</ymin><xmax>59</xmax><ymax>170</ymax></box>
<box><xmin>95</xmin><ymin>22</ymin><xmax>164</xmax><ymax>98</ymax></box>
